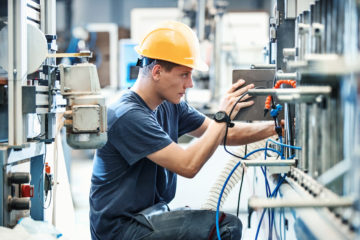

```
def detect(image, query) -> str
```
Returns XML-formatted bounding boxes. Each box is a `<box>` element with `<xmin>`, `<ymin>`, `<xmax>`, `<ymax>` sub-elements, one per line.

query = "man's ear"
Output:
<box><xmin>152</xmin><ymin>64</ymin><xmax>162</xmax><ymax>82</ymax></box>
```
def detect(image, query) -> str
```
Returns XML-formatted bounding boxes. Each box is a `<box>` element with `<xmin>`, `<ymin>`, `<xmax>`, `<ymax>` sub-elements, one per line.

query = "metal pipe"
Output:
<box><xmin>250</xmin><ymin>64</ymin><xmax>276</xmax><ymax>69</ymax></box>
<box><xmin>276</xmin><ymin>72</ymin><xmax>297</xmax><ymax>80</ymax></box>
<box><xmin>210</xmin><ymin>3</ymin><xmax>226</xmax><ymax>102</ymax></box>
<box><xmin>283</xmin><ymin>48</ymin><xmax>296</xmax><ymax>58</ymax></box>
<box><xmin>8</xmin><ymin>0</ymin><xmax>27</xmax><ymax>147</ymax></box>
<box><xmin>249</xmin><ymin>196</ymin><xmax>354</xmax><ymax>209</ymax></box>
<box><xmin>284</xmin><ymin>103</ymin><xmax>293</xmax><ymax>157</ymax></box>
<box><xmin>40</xmin><ymin>0</ymin><xmax>56</xmax><ymax>35</ymax></box>
<box><xmin>196</xmin><ymin>0</ymin><xmax>206</xmax><ymax>41</ymax></box>
<box><xmin>279</xmin><ymin>182</ymin><xmax>354</xmax><ymax>239</ymax></box>
<box><xmin>247</xmin><ymin>86</ymin><xmax>332</xmax><ymax>97</ymax></box>
<box><xmin>243</xmin><ymin>159</ymin><xmax>296</xmax><ymax>167</ymax></box>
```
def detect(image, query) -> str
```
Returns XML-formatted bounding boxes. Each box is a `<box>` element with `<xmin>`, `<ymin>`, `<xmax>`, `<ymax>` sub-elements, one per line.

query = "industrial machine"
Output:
<box><xmin>0</xmin><ymin>0</ymin><xmax>106</xmax><ymax>228</ymax></box>
<box><xmin>204</xmin><ymin>0</ymin><xmax>360</xmax><ymax>239</ymax></box>
<box><xmin>119</xmin><ymin>39</ymin><xmax>139</xmax><ymax>89</ymax></box>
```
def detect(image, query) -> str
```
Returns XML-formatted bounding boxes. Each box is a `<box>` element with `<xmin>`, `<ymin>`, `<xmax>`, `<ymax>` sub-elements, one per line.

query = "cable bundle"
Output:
<box><xmin>201</xmin><ymin>138</ymin><xmax>276</xmax><ymax>210</ymax></box>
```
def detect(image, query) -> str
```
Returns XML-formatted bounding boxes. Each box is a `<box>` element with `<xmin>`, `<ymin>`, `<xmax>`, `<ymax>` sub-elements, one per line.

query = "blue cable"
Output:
<box><xmin>215</xmin><ymin>148</ymin><xmax>281</xmax><ymax>240</ymax></box>
<box><xmin>263</xmin><ymin>145</ymin><xmax>273</xmax><ymax>230</ymax></box>
<box><xmin>244</xmin><ymin>147</ymin><xmax>281</xmax><ymax>157</ymax></box>
<box><xmin>279</xmin><ymin>136</ymin><xmax>284</xmax><ymax>158</ymax></box>
<box><xmin>261</xmin><ymin>167</ymin><xmax>271</xmax><ymax>197</ymax></box>
<box><xmin>255</xmin><ymin>176</ymin><xmax>285</xmax><ymax>240</ymax></box>
<box><xmin>279</xmin><ymin>208</ymin><xmax>283</xmax><ymax>240</ymax></box>
<box><xmin>269</xmin><ymin>179</ymin><xmax>281</xmax><ymax>239</ymax></box>
<box><xmin>283</xmin><ymin>207</ymin><xmax>286</xmax><ymax>240</ymax></box>
<box><xmin>267</xmin><ymin>138</ymin><xmax>302</xmax><ymax>150</ymax></box>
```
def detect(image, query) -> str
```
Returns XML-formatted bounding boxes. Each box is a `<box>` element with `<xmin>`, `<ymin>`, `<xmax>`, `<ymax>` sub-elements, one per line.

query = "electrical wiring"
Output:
<box><xmin>216</xmin><ymin>87</ymin><xmax>288</xmax><ymax>240</ymax></box>
<box><xmin>279</xmin><ymin>207</ymin><xmax>283</xmax><ymax>240</ymax></box>
<box><xmin>255</xmin><ymin>176</ymin><xmax>286</xmax><ymax>240</ymax></box>
<box><xmin>202</xmin><ymin>139</ymin><xmax>275</xmax><ymax>211</ymax></box>
<box><xmin>266</xmin><ymin>138</ymin><xmax>302</xmax><ymax>150</ymax></box>
<box><xmin>236</xmin><ymin>169</ymin><xmax>245</xmax><ymax>218</ymax></box>
<box><xmin>215</xmin><ymin>147</ymin><xmax>282</xmax><ymax>240</ymax></box>
<box><xmin>283</xmin><ymin>207</ymin><xmax>286</xmax><ymax>240</ymax></box>
<box><xmin>236</xmin><ymin>144</ymin><xmax>247</xmax><ymax>218</ymax></box>
<box><xmin>279</xmin><ymin>136</ymin><xmax>284</xmax><ymax>159</ymax></box>
<box><xmin>222</xmin><ymin>90</ymin><xmax>257</xmax><ymax>160</ymax></box>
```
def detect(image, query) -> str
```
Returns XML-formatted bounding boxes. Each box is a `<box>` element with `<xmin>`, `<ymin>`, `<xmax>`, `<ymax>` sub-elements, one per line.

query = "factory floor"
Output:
<box><xmin>70</xmin><ymin>144</ymin><xmax>261</xmax><ymax>240</ymax></box>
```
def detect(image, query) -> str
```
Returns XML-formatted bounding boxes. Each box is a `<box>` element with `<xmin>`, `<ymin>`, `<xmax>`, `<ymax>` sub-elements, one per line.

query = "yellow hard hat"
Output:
<box><xmin>135</xmin><ymin>21</ymin><xmax>209</xmax><ymax>72</ymax></box>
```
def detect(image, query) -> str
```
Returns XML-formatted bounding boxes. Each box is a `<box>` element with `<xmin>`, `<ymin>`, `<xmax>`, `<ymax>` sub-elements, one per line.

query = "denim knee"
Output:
<box><xmin>221</xmin><ymin>214</ymin><xmax>242</xmax><ymax>240</ymax></box>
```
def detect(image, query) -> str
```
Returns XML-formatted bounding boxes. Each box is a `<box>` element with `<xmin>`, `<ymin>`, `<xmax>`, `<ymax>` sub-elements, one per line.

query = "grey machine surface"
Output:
<box><xmin>232</xmin><ymin>69</ymin><xmax>277</xmax><ymax>121</ymax></box>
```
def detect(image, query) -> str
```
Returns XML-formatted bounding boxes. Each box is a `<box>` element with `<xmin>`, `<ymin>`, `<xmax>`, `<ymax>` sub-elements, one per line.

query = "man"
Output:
<box><xmin>90</xmin><ymin>21</ymin><xmax>276</xmax><ymax>240</ymax></box>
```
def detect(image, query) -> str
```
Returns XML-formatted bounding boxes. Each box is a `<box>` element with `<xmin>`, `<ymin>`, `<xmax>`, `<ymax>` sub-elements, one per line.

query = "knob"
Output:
<box><xmin>8</xmin><ymin>172</ymin><xmax>30</xmax><ymax>184</ymax></box>
<box><xmin>8</xmin><ymin>197</ymin><xmax>31</xmax><ymax>210</ymax></box>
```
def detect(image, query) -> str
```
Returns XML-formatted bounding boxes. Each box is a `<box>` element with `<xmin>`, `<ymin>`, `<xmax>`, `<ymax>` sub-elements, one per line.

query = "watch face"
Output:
<box><xmin>215</xmin><ymin>111</ymin><xmax>226</xmax><ymax>121</ymax></box>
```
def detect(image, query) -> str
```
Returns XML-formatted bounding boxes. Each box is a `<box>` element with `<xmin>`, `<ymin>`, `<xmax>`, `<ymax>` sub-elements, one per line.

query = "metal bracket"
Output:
<box><xmin>248</xmin><ymin>86</ymin><xmax>332</xmax><ymax>103</ymax></box>
<box><xmin>243</xmin><ymin>158</ymin><xmax>296</xmax><ymax>167</ymax></box>
<box><xmin>248</xmin><ymin>196</ymin><xmax>355</xmax><ymax>209</ymax></box>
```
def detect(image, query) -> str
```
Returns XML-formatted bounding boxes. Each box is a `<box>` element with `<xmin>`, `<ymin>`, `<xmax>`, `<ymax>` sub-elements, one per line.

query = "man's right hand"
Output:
<box><xmin>219</xmin><ymin>79</ymin><xmax>255</xmax><ymax>120</ymax></box>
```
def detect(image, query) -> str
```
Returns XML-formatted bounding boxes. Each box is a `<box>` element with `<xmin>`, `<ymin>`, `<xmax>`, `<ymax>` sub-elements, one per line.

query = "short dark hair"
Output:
<box><xmin>141</xmin><ymin>59</ymin><xmax>180</xmax><ymax>76</ymax></box>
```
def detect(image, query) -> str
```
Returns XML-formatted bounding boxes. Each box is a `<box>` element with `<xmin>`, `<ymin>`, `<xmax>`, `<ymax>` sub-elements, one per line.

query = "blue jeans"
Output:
<box><xmin>123</xmin><ymin>209</ymin><xmax>242</xmax><ymax>240</ymax></box>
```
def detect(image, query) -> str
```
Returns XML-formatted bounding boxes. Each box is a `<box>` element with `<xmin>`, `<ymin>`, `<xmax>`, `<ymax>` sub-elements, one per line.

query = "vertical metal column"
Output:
<box><xmin>276</xmin><ymin>0</ymin><xmax>296</xmax><ymax>71</ymax></box>
<box><xmin>0</xmin><ymin>149</ymin><xmax>6</xmax><ymax>226</ymax></box>
<box><xmin>276</xmin><ymin>0</ymin><xmax>296</xmax><ymax>157</ymax></box>
<box><xmin>30</xmin><ymin>155</ymin><xmax>45</xmax><ymax>220</ymax></box>
<box><xmin>8</xmin><ymin>0</ymin><xmax>27</xmax><ymax>147</ymax></box>
<box><xmin>196</xmin><ymin>0</ymin><xmax>206</xmax><ymax>41</ymax></box>
<box><xmin>40</xmin><ymin>0</ymin><xmax>57</xmax><ymax>142</ymax></box>
<box><xmin>210</xmin><ymin>2</ymin><xmax>226</xmax><ymax>102</ymax></box>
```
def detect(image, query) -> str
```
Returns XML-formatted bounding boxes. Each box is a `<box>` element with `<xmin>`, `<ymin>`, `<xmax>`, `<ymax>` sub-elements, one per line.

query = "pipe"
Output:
<box><xmin>196</xmin><ymin>0</ymin><xmax>206</xmax><ymax>41</ymax></box>
<box><xmin>8</xmin><ymin>0</ymin><xmax>27</xmax><ymax>147</ymax></box>
<box><xmin>249</xmin><ymin>196</ymin><xmax>354</xmax><ymax>209</ymax></box>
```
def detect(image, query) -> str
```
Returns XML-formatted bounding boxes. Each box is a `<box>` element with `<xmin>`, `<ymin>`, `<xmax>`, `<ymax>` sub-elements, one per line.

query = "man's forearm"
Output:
<box><xmin>224</xmin><ymin>121</ymin><xmax>276</xmax><ymax>146</ymax></box>
<box><xmin>185</xmin><ymin>121</ymin><xmax>227</xmax><ymax>174</ymax></box>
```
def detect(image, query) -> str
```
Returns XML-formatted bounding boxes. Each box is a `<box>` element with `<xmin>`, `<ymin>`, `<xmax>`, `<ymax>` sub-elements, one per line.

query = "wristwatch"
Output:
<box><xmin>213</xmin><ymin>111</ymin><xmax>234</xmax><ymax>128</ymax></box>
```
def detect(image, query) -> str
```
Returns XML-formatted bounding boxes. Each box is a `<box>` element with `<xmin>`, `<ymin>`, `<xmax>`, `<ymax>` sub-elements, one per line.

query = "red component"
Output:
<box><xmin>264</xmin><ymin>80</ymin><xmax>297</xmax><ymax>110</ymax></box>
<box><xmin>45</xmin><ymin>162</ymin><xmax>51</xmax><ymax>174</ymax></box>
<box><xmin>21</xmin><ymin>184</ymin><xmax>34</xmax><ymax>198</ymax></box>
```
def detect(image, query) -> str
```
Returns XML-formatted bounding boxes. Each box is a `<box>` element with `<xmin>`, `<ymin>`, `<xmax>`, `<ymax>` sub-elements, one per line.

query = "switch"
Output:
<box><xmin>21</xmin><ymin>184</ymin><xmax>34</xmax><ymax>198</ymax></box>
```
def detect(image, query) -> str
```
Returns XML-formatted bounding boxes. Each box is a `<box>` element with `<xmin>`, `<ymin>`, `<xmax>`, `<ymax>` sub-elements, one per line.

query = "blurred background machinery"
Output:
<box><xmin>0</xmin><ymin>0</ymin><xmax>106</xmax><ymax>233</ymax></box>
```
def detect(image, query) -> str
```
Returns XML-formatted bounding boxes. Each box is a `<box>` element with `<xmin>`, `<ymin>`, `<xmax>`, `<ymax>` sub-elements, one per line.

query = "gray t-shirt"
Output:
<box><xmin>90</xmin><ymin>90</ymin><xmax>205</xmax><ymax>239</ymax></box>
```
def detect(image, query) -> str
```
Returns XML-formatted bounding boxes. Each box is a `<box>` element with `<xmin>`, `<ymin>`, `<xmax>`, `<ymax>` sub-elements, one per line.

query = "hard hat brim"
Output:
<box><xmin>135</xmin><ymin>45</ymin><xmax>209</xmax><ymax>72</ymax></box>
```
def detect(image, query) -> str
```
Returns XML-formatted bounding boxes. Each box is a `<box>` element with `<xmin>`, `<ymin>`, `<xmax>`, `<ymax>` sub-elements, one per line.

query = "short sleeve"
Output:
<box><xmin>177</xmin><ymin>101</ymin><xmax>206</xmax><ymax>136</ymax></box>
<box><xmin>109</xmin><ymin>109</ymin><xmax>173</xmax><ymax>165</ymax></box>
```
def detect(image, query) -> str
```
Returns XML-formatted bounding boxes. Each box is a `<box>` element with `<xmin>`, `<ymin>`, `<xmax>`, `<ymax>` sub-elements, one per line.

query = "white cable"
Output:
<box><xmin>52</xmin><ymin>113</ymin><xmax>64</xmax><ymax>225</ymax></box>
<box><xmin>201</xmin><ymin>138</ymin><xmax>277</xmax><ymax>210</ymax></box>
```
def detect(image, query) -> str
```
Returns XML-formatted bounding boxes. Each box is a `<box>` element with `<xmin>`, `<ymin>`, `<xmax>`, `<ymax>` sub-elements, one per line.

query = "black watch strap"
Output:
<box><xmin>228</xmin><ymin>121</ymin><xmax>235</xmax><ymax>128</ymax></box>
<box><xmin>213</xmin><ymin>111</ymin><xmax>234</xmax><ymax>128</ymax></box>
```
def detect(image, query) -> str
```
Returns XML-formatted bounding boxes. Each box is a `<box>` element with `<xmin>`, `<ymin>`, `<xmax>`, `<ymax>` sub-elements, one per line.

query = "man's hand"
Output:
<box><xmin>219</xmin><ymin>79</ymin><xmax>255</xmax><ymax>120</ymax></box>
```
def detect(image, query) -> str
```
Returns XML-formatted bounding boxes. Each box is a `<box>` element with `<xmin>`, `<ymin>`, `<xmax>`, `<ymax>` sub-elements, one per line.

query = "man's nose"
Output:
<box><xmin>185</xmin><ymin>76</ymin><xmax>193</xmax><ymax>89</ymax></box>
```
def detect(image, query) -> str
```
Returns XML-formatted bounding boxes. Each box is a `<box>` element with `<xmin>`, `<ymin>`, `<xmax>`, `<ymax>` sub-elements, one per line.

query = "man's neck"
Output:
<box><xmin>131</xmin><ymin>78</ymin><xmax>162</xmax><ymax>110</ymax></box>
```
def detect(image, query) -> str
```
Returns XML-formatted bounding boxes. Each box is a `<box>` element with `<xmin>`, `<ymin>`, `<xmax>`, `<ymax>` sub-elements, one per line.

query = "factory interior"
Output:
<box><xmin>0</xmin><ymin>0</ymin><xmax>360</xmax><ymax>239</ymax></box>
